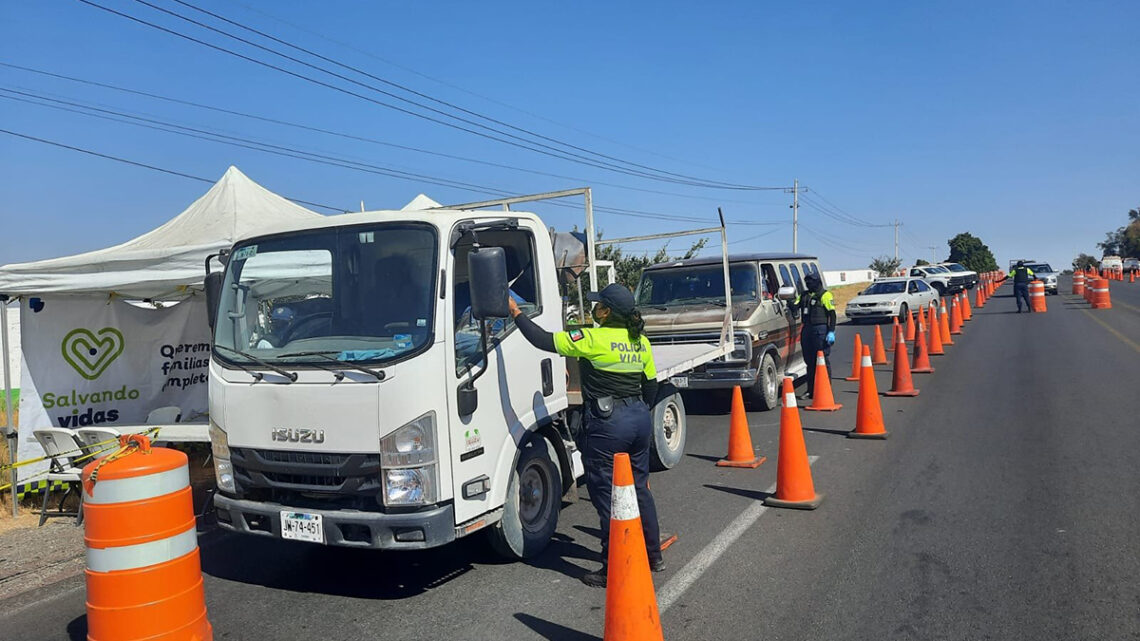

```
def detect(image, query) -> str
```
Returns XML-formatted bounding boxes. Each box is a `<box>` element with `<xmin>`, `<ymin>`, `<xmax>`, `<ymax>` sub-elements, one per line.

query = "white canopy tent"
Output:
<box><xmin>0</xmin><ymin>166</ymin><xmax>324</xmax><ymax>299</ymax></box>
<box><xmin>0</xmin><ymin>167</ymin><xmax>325</xmax><ymax>505</ymax></box>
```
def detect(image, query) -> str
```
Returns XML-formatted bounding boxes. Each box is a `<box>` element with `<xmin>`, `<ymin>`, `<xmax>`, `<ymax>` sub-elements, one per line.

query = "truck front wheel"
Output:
<box><xmin>650</xmin><ymin>393</ymin><xmax>687</xmax><ymax>471</ymax></box>
<box><xmin>487</xmin><ymin>437</ymin><xmax>562</xmax><ymax>560</ymax></box>
<box><xmin>747</xmin><ymin>352</ymin><xmax>780</xmax><ymax>411</ymax></box>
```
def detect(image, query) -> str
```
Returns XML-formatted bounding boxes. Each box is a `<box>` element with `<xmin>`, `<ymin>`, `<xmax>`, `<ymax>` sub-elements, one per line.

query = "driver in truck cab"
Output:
<box><xmin>509</xmin><ymin>283</ymin><xmax>666</xmax><ymax>588</ymax></box>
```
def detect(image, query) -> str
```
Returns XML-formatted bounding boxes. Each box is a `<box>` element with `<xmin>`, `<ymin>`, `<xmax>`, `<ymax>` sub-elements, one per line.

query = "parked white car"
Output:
<box><xmin>845</xmin><ymin>277</ymin><xmax>939</xmax><ymax>323</ymax></box>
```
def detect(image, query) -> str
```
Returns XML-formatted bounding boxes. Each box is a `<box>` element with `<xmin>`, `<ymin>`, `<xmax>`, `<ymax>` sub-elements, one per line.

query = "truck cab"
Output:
<box><xmin>635</xmin><ymin>253</ymin><xmax>821</xmax><ymax>410</ymax></box>
<box><xmin>204</xmin><ymin>194</ymin><xmax>730</xmax><ymax>559</ymax></box>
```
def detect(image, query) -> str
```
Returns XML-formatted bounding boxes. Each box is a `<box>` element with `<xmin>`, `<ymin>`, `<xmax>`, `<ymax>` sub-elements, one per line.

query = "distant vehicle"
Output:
<box><xmin>1124</xmin><ymin>258</ymin><xmax>1140</xmax><ymax>273</ymax></box>
<box><xmin>937</xmin><ymin>262</ymin><xmax>979</xmax><ymax>289</ymax></box>
<box><xmin>1101</xmin><ymin>256</ymin><xmax>1123</xmax><ymax>272</ymax></box>
<box><xmin>845</xmin><ymin>277</ymin><xmax>938</xmax><ymax>324</ymax></box>
<box><xmin>1024</xmin><ymin>262</ymin><xmax>1059</xmax><ymax>294</ymax></box>
<box><xmin>908</xmin><ymin>264</ymin><xmax>967</xmax><ymax>295</ymax></box>
<box><xmin>636</xmin><ymin>253</ymin><xmax>823</xmax><ymax>410</ymax></box>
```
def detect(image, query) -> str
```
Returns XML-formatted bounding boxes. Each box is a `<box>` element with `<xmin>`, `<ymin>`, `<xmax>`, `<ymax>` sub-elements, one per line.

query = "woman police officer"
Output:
<box><xmin>509</xmin><ymin>282</ymin><xmax>665</xmax><ymax>588</ymax></box>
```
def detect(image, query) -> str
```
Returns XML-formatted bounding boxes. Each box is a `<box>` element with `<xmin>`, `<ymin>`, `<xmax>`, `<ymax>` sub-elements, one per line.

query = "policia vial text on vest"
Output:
<box><xmin>510</xmin><ymin>283</ymin><xmax>666</xmax><ymax>589</ymax></box>
<box><xmin>797</xmin><ymin>272</ymin><xmax>837</xmax><ymax>398</ymax></box>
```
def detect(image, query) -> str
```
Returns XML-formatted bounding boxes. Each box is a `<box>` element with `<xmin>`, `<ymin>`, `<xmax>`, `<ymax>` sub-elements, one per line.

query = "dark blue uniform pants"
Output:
<box><xmin>1014</xmin><ymin>282</ymin><xmax>1030</xmax><ymax>311</ymax></box>
<box><xmin>800</xmin><ymin>323</ymin><xmax>831</xmax><ymax>395</ymax></box>
<box><xmin>583</xmin><ymin>398</ymin><xmax>663</xmax><ymax>563</ymax></box>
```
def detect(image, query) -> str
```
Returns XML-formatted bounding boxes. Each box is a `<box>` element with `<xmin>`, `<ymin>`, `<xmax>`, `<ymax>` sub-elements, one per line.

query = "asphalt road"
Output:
<box><xmin>3</xmin><ymin>278</ymin><xmax>1139</xmax><ymax>640</ymax></box>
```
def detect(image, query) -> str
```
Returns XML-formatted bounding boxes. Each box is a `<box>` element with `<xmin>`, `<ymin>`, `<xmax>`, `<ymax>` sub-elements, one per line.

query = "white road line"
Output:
<box><xmin>658</xmin><ymin>455</ymin><xmax>819</xmax><ymax>613</ymax></box>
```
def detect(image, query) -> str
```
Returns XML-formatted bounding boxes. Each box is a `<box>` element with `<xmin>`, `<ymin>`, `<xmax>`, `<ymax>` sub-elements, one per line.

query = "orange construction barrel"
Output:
<box><xmin>1090</xmin><ymin>278</ymin><xmax>1112</xmax><ymax>309</ymax></box>
<box><xmin>1072</xmin><ymin>273</ymin><xmax>1085</xmax><ymax>296</ymax></box>
<box><xmin>82</xmin><ymin>434</ymin><xmax>213</xmax><ymax>641</ymax></box>
<box><xmin>1029</xmin><ymin>281</ymin><xmax>1047</xmax><ymax>312</ymax></box>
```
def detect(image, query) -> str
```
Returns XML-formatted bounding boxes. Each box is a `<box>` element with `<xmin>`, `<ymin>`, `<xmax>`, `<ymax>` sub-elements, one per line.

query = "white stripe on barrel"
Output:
<box><xmin>611</xmin><ymin>484</ymin><xmax>640</xmax><ymax>522</ymax></box>
<box><xmin>84</xmin><ymin>466</ymin><xmax>189</xmax><ymax>504</ymax></box>
<box><xmin>86</xmin><ymin>527</ymin><xmax>198</xmax><ymax>573</ymax></box>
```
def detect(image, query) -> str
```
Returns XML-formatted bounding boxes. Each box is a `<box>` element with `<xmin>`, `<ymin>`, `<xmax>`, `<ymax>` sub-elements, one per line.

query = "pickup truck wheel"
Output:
<box><xmin>650</xmin><ymin>393</ymin><xmax>687</xmax><ymax>471</ymax></box>
<box><xmin>487</xmin><ymin>438</ymin><xmax>562</xmax><ymax>560</ymax></box>
<box><xmin>931</xmin><ymin>282</ymin><xmax>945</xmax><ymax>296</ymax></box>
<box><xmin>747</xmin><ymin>352</ymin><xmax>780</xmax><ymax>411</ymax></box>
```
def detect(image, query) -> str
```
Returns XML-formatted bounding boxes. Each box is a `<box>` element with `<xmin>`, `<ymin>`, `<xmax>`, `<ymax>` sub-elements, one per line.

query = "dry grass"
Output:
<box><xmin>830</xmin><ymin>282</ymin><xmax>870</xmax><ymax>316</ymax></box>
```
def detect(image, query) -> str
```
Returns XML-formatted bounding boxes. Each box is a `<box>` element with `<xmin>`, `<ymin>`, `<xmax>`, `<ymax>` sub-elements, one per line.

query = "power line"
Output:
<box><xmin>0</xmin><ymin>62</ymin><xmax>787</xmax><ymax>207</ymax></box>
<box><xmin>802</xmin><ymin>189</ymin><xmax>884</xmax><ymax>227</ymax></box>
<box><xmin>77</xmin><ymin>0</ymin><xmax>783</xmax><ymax>190</ymax></box>
<box><xmin>166</xmin><ymin>0</ymin><xmax>764</xmax><ymax>190</ymax></box>
<box><xmin>0</xmin><ymin>128</ymin><xmax>347</xmax><ymax>212</ymax></box>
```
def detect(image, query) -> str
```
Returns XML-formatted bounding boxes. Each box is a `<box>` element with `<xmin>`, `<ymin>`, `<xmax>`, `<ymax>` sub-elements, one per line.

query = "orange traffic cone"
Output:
<box><xmin>82</xmin><ymin>435</ymin><xmax>214</xmax><ymax>641</ymax></box>
<box><xmin>939</xmin><ymin>300</ymin><xmax>955</xmax><ymax>345</ymax></box>
<box><xmin>849</xmin><ymin>346</ymin><xmax>889</xmax><ymax>439</ymax></box>
<box><xmin>928</xmin><ymin>303</ymin><xmax>946</xmax><ymax>355</ymax></box>
<box><xmin>949</xmin><ymin>295</ymin><xmax>964</xmax><ymax>335</ymax></box>
<box><xmin>804</xmin><ymin>351</ymin><xmax>842</xmax><ymax>412</ymax></box>
<box><xmin>717</xmin><ymin>386</ymin><xmax>765</xmax><ymax>468</ymax></box>
<box><xmin>871</xmin><ymin>325</ymin><xmax>888</xmax><ymax>365</ymax></box>
<box><xmin>911</xmin><ymin>315</ymin><xmax>935</xmax><ymax>374</ymax></box>
<box><xmin>603</xmin><ymin>453</ymin><xmax>665</xmax><ymax>641</ymax></box>
<box><xmin>975</xmin><ymin>286</ymin><xmax>985</xmax><ymax>309</ymax></box>
<box><xmin>884</xmin><ymin>331</ymin><xmax>919</xmax><ymax>396</ymax></box>
<box><xmin>905</xmin><ymin>309</ymin><xmax>916</xmax><ymax>342</ymax></box>
<box><xmin>764</xmin><ymin>378</ymin><xmax>824</xmax><ymax>509</ymax></box>
<box><xmin>962</xmin><ymin>291</ymin><xmax>973</xmax><ymax>320</ymax></box>
<box><xmin>845</xmin><ymin>334</ymin><xmax>863</xmax><ymax>382</ymax></box>
<box><xmin>887</xmin><ymin>317</ymin><xmax>900</xmax><ymax>351</ymax></box>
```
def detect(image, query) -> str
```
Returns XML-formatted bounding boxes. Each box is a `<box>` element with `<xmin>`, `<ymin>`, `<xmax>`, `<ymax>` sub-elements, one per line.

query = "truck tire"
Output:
<box><xmin>487</xmin><ymin>437</ymin><xmax>562</xmax><ymax>560</ymax></box>
<box><xmin>931</xmin><ymin>282</ymin><xmax>945</xmax><ymax>296</ymax></box>
<box><xmin>650</xmin><ymin>393</ymin><xmax>687</xmax><ymax>471</ymax></box>
<box><xmin>747</xmin><ymin>352</ymin><xmax>780</xmax><ymax>411</ymax></box>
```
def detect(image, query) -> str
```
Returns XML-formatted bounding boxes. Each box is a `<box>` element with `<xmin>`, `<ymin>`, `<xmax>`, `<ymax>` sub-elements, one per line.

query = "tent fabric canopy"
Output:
<box><xmin>0</xmin><ymin>166</ymin><xmax>323</xmax><ymax>299</ymax></box>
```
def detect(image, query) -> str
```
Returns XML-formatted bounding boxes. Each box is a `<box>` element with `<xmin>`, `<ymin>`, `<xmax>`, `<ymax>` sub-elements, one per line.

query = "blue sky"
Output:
<box><xmin>2</xmin><ymin>0</ymin><xmax>1137</xmax><ymax>272</ymax></box>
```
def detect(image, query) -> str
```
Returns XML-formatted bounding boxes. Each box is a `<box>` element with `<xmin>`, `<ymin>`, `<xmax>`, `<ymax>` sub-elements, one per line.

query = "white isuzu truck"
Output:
<box><xmin>204</xmin><ymin>189</ymin><xmax>731</xmax><ymax>558</ymax></box>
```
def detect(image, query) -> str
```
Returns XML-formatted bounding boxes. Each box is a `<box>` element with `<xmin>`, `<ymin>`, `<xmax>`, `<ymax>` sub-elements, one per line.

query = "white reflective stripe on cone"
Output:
<box><xmin>861</xmin><ymin>355</ymin><xmax>873</xmax><ymax>367</ymax></box>
<box><xmin>86</xmin><ymin>527</ymin><xmax>198</xmax><ymax>573</ymax></box>
<box><xmin>784</xmin><ymin>392</ymin><xmax>797</xmax><ymax>408</ymax></box>
<box><xmin>84</xmin><ymin>466</ymin><xmax>190</xmax><ymax>505</ymax></box>
<box><xmin>611</xmin><ymin>484</ymin><xmax>640</xmax><ymax>521</ymax></box>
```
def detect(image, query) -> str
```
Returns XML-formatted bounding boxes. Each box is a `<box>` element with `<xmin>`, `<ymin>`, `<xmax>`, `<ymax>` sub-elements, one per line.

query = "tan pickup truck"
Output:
<box><xmin>635</xmin><ymin>253</ymin><xmax>824</xmax><ymax>410</ymax></box>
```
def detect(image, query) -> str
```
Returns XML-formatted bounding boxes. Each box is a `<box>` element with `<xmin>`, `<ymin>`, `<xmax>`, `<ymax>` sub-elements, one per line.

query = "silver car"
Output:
<box><xmin>1026</xmin><ymin>262</ymin><xmax>1058</xmax><ymax>294</ymax></box>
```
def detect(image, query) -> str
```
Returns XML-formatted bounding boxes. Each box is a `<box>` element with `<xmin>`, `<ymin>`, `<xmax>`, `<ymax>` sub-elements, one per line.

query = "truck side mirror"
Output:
<box><xmin>468</xmin><ymin>247</ymin><xmax>510</xmax><ymax>320</ymax></box>
<box><xmin>777</xmin><ymin>286</ymin><xmax>797</xmax><ymax>301</ymax></box>
<box><xmin>204</xmin><ymin>272</ymin><xmax>223</xmax><ymax>330</ymax></box>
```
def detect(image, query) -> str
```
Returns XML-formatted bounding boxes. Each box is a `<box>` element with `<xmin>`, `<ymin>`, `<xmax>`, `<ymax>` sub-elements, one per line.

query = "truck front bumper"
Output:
<box><xmin>671</xmin><ymin>366</ymin><xmax>757</xmax><ymax>390</ymax></box>
<box><xmin>215</xmin><ymin>494</ymin><xmax>456</xmax><ymax>550</ymax></box>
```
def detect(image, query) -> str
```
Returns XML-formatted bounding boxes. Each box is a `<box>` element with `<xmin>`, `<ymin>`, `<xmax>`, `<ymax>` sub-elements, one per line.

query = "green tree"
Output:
<box><xmin>1095</xmin><ymin>207</ymin><xmax>1140</xmax><ymax>258</ymax></box>
<box><xmin>590</xmin><ymin>234</ymin><xmax>708</xmax><ymax>290</ymax></box>
<box><xmin>869</xmin><ymin>255</ymin><xmax>902</xmax><ymax>277</ymax></box>
<box><xmin>947</xmin><ymin>232</ymin><xmax>999</xmax><ymax>272</ymax></box>
<box><xmin>1072</xmin><ymin>253</ymin><xmax>1099</xmax><ymax>271</ymax></box>
<box><xmin>915</xmin><ymin>258</ymin><xmax>930</xmax><ymax>266</ymax></box>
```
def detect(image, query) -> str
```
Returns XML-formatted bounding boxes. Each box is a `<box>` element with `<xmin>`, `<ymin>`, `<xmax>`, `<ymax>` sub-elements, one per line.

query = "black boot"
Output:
<box><xmin>581</xmin><ymin>566</ymin><xmax>607</xmax><ymax>588</ymax></box>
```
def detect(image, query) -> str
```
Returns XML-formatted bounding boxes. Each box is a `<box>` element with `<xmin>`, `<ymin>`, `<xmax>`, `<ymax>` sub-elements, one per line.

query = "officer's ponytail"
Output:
<box><xmin>613</xmin><ymin>309</ymin><xmax>645</xmax><ymax>342</ymax></box>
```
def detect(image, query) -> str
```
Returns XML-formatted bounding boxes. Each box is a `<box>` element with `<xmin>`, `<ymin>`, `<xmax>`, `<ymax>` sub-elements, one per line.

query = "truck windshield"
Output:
<box><xmin>862</xmin><ymin>281</ymin><xmax>906</xmax><ymax>295</ymax></box>
<box><xmin>213</xmin><ymin>223</ymin><xmax>438</xmax><ymax>365</ymax></box>
<box><xmin>1028</xmin><ymin>263</ymin><xmax>1052</xmax><ymax>272</ymax></box>
<box><xmin>636</xmin><ymin>264</ymin><xmax>759</xmax><ymax>306</ymax></box>
<box><xmin>943</xmin><ymin>264</ymin><xmax>967</xmax><ymax>272</ymax></box>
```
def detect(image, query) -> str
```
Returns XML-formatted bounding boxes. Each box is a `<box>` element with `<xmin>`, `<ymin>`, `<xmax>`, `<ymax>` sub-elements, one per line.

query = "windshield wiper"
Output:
<box><xmin>214</xmin><ymin>345</ymin><xmax>298</xmax><ymax>382</ymax></box>
<box><xmin>278</xmin><ymin>351</ymin><xmax>386</xmax><ymax>381</ymax></box>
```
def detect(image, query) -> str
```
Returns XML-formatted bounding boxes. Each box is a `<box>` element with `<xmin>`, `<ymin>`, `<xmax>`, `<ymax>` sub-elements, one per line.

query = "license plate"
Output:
<box><xmin>280</xmin><ymin>511</ymin><xmax>324</xmax><ymax>543</ymax></box>
<box><xmin>670</xmin><ymin>376</ymin><xmax>689</xmax><ymax>389</ymax></box>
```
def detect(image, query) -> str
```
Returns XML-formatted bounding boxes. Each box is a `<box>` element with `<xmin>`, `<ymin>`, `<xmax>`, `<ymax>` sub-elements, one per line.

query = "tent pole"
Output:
<box><xmin>1</xmin><ymin>297</ymin><xmax>16</xmax><ymax>516</ymax></box>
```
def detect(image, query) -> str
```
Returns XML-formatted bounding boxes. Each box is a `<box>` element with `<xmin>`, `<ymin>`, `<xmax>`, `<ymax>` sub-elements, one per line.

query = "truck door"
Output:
<box><xmin>759</xmin><ymin>262</ymin><xmax>790</xmax><ymax>362</ymax></box>
<box><xmin>777</xmin><ymin>263</ymin><xmax>800</xmax><ymax>363</ymax></box>
<box><xmin>447</xmin><ymin>224</ymin><xmax>563</xmax><ymax>525</ymax></box>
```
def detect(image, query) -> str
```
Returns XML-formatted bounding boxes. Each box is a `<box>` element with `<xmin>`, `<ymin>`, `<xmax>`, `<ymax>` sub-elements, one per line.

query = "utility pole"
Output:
<box><xmin>789</xmin><ymin>179</ymin><xmax>799</xmax><ymax>253</ymax></box>
<box><xmin>894</xmin><ymin>220</ymin><xmax>900</xmax><ymax>262</ymax></box>
<box><xmin>928</xmin><ymin>246</ymin><xmax>938</xmax><ymax>263</ymax></box>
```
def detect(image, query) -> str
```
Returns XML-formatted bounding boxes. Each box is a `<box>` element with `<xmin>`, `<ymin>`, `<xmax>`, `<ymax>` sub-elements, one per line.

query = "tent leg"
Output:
<box><xmin>1</xmin><ymin>297</ymin><xmax>16</xmax><ymax>517</ymax></box>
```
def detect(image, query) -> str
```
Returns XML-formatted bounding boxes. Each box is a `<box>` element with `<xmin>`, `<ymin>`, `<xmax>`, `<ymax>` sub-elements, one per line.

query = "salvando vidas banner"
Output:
<box><xmin>17</xmin><ymin>295</ymin><xmax>210</xmax><ymax>484</ymax></box>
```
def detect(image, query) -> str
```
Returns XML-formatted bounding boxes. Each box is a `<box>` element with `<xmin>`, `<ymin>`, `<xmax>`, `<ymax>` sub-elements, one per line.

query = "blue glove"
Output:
<box><xmin>826</xmin><ymin>331</ymin><xmax>836</xmax><ymax>345</ymax></box>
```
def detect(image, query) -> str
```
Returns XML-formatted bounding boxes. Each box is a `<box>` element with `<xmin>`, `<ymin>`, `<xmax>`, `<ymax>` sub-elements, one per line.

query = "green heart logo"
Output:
<box><xmin>61</xmin><ymin>328</ymin><xmax>125</xmax><ymax>380</ymax></box>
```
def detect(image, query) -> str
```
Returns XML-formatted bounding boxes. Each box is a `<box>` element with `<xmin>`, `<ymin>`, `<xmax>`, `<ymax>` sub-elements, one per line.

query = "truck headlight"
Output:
<box><xmin>209</xmin><ymin>421</ymin><xmax>235</xmax><ymax>493</ymax></box>
<box><xmin>380</xmin><ymin>412</ymin><xmax>438</xmax><ymax>505</ymax></box>
<box><xmin>728</xmin><ymin>334</ymin><xmax>751</xmax><ymax>362</ymax></box>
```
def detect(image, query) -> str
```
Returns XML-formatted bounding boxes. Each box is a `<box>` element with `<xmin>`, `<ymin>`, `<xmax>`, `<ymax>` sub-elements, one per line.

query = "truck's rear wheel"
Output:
<box><xmin>487</xmin><ymin>438</ymin><xmax>562</xmax><ymax>560</ymax></box>
<box><xmin>650</xmin><ymin>393</ymin><xmax>686</xmax><ymax>471</ymax></box>
<box><xmin>747</xmin><ymin>352</ymin><xmax>780</xmax><ymax>411</ymax></box>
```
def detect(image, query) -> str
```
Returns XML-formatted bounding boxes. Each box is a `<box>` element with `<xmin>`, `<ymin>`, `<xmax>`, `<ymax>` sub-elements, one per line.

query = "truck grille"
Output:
<box><xmin>231</xmin><ymin>447</ymin><xmax>382</xmax><ymax>501</ymax></box>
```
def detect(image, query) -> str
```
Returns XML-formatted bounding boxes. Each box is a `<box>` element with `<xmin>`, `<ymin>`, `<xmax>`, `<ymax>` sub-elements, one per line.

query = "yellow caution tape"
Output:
<box><xmin>0</xmin><ymin>428</ymin><xmax>161</xmax><ymax>493</ymax></box>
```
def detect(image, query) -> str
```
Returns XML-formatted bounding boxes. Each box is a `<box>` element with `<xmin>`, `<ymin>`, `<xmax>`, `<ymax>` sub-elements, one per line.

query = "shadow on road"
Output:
<box><xmin>703</xmin><ymin>483</ymin><xmax>771</xmax><ymax>502</ymax></box>
<box><xmin>66</xmin><ymin>614</ymin><xmax>86</xmax><ymax>641</ymax></box>
<box><xmin>513</xmin><ymin>613</ymin><xmax>601</xmax><ymax>641</ymax></box>
<box><xmin>198</xmin><ymin>507</ymin><xmax>604</xmax><ymax>599</ymax></box>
